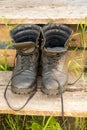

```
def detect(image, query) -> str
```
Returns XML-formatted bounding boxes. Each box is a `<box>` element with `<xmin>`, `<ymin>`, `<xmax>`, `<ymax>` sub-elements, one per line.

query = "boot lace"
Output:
<box><xmin>20</xmin><ymin>51</ymin><xmax>38</xmax><ymax>70</ymax></box>
<box><xmin>4</xmin><ymin>51</ymin><xmax>38</xmax><ymax>111</ymax></box>
<box><xmin>43</xmin><ymin>52</ymin><xmax>66</xmax><ymax>72</ymax></box>
<box><xmin>47</xmin><ymin>53</ymin><xmax>63</xmax><ymax>67</ymax></box>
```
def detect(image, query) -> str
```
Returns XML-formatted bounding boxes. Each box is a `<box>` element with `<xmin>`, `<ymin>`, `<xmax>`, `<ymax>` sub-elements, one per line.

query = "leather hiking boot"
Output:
<box><xmin>41</xmin><ymin>24</ymin><xmax>73</xmax><ymax>95</ymax></box>
<box><xmin>10</xmin><ymin>24</ymin><xmax>41</xmax><ymax>94</ymax></box>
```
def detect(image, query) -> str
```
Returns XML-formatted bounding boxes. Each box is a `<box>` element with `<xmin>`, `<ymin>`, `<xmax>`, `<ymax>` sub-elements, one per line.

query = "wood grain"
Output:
<box><xmin>0</xmin><ymin>50</ymin><xmax>86</xmax><ymax>68</ymax></box>
<box><xmin>0</xmin><ymin>24</ymin><xmax>87</xmax><ymax>47</ymax></box>
<box><xmin>0</xmin><ymin>71</ymin><xmax>87</xmax><ymax>116</ymax></box>
<box><xmin>0</xmin><ymin>49</ymin><xmax>16</xmax><ymax>67</ymax></box>
<box><xmin>0</xmin><ymin>1</ymin><xmax>87</xmax><ymax>24</ymax></box>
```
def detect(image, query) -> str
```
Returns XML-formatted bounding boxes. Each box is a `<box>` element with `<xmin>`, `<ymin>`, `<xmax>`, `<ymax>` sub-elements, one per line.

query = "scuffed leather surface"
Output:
<box><xmin>10</xmin><ymin>24</ymin><xmax>41</xmax><ymax>94</ymax></box>
<box><xmin>10</xmin><ymin>24</ymin><xmax>40</xmax><ymax>43</ymax></box>
<box><xmin>42</xmin><ymin>24</ymin><xmax>73</xmax><ymax>48</ymax></box>
<box><xmin>41</xmin><ymin>24</ymin><xmax>73</xmax><ymax>95</ymax></box>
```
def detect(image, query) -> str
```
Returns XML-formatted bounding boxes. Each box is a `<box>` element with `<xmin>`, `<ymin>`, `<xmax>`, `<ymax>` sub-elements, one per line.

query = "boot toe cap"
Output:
<box><xmin>11</xmin><ymin>80</ymin><xmax>36</xmax><ymax>94</ymax></box>
<box><xmin>42</xmin><ymin>80</ymin><xmax>58</xmax><ymax>95</ymax></box>
<box><xmin>44</xmin><ymin>80</ymin><xmax>59</xmax><ymax>90</ymax></box>
<box><xmin>42</xmin><ymin>79</ymin><xmax>67</xmax><ymax>95</ymax></box>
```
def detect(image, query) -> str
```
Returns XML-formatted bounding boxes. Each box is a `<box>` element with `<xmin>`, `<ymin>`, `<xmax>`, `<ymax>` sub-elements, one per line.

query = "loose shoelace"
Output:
<box><xmin>4</xmin><ymin>52</ymin><xmax>37</xmax><ymax>111</ymax></box>
<box><xmin>42</xmin><ymin>52</ymin><xmax>67</xmax><ymax>129</ymax></box>
<box><xmin>43</xmin><ymin>52</ymin><xmax>65</xmax><ymax>69</ymax></box>
<box><xmin>56</xmin><ymin>80</ymin><xmax>67</xmax><ymax>130</ymax></box>
<box><xmin>4</xmin><ymin>51</ymin><xmax>83</xmax><ymax>130</ymax></box>
<box><xmin>43</xmin><ymin>52</ymin><xmax>83</xmax><ymax>130</ymax></box>
<box><xmin>4</xmin><ymin>73</ymin><xmax>36</xmax><ymax>111</ymax></box>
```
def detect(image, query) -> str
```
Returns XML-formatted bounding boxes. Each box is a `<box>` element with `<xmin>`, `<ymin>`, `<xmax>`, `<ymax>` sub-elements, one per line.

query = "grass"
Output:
<box><xmin>68</xmin><ymin>20</ymin><xmax>87</xmax><ymax>79</ymax></box>
<box><xmin>0</xmin><ymin>115</ymin><xmax>87</xmax><ymax>130</ymax></box>
<box><xmin>0</xmin><ymin>42</ymin><xmax>13</xmax><ymax>71</ymax></box>
<box><xmin>0</xmin><ymin>49</ymin><xmax>9</xmax><ymax>71</ymax></box>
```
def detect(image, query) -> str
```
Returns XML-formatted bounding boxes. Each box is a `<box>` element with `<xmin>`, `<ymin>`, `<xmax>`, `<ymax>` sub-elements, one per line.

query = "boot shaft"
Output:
<box><xmin>41</xmin><ymin>24</ymin><xmax>73</xmax><ymax>95</ymax></box>
<box><xmin>11</xmin><ymin>24</ymin><xmax>41</xmax><ymax>43</ymax></box>
<box><xmin>41</xmin><ymin>24</ymin><xmax>73</xmax><ymax>73</ymax></box>
<box><xmin>42</xmin><ymin>24</ymin><xmax>73</xmax><ymax>48</ymax></box>
<box><xmin>42</xmin><ymin>47</ymin><xmax>67</xmax><ymax>75</ymax></box>
<box><xmin>10</xmin><ymin>24</ymin><xmax>41</xmax><ymax>94</ymax></box>
<box><xmin>10</xmin><ymin>24</ymin><xmax>41</xmax><ymax>72</ymax></box>
<box><xmin>15</xmin><ymin>43</ymin><xmax>39</xmax><ymax>72</ymax></box>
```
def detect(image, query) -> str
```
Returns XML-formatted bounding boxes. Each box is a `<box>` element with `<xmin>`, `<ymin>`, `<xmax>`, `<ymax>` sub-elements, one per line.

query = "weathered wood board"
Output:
<box><xmin>0</xmin><ymin>0</ymin><xmax>87</xmax><ymax>24</ymax></box>
<box><xmin>0</xmin><ymin>49</ymin><xmax>86</xmax><ymax>68</ymax></box>
<box><xmin>0</xmin><ymin>71</ymin><xmax>87</xmax><ymax>117</ymax></box>
<box><xmin>0</xmin><ymin>28</ymin><xmax>87</xmax><ymax>47</ymax></box>
<box><xmin>0</xmin><ymin>49</ymin><xmax>16</xmax><ymax>67</ymax></box>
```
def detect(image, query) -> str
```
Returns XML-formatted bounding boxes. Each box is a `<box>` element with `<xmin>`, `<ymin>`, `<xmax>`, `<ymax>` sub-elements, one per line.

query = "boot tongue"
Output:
<box><xmin>44</xmin><ymin>47</ymin><xmax>67</xmax><ymax>55</ymax></box>
<box><xmin>13</xmin><ymin>42</ymin><xmax>37</xmax><ymax>54</ymax></box>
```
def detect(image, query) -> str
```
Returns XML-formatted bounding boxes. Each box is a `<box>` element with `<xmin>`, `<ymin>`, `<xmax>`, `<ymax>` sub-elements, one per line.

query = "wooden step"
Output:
<box><xmin>0</xmin><ymin>0</ymin><xmax>87</xmax><ymax>24</ymax></box>
<box><xmin>0</xmin><ymin>49</ymin><xmax>86</xmax><ymax>68</ymax></box>
<box><xmin>0</xmin><ymin>28</ymin><xmax>87</xmax><ymax>46</ymax></box>
<box><xmin>0</xmin><ymin>71</ymin><xmax>87</xmax><ymax>117</ymax></box>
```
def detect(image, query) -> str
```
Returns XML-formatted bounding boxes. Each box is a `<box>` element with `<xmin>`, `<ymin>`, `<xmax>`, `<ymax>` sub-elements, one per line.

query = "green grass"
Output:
<box><xmin>68</xmin><ymin>20</ymin><xmax>87</xmax><ymax>78</ymax></box>
<box><xmin>0</xmin><ymin>115</ymin><xmax>87</xmax><ymax>130</ymax></box>
<box><xmin>0</xmin><ymin>49</ymin><xmax>9</xmax><ymax>71</ymax></box>
<box><xmin>0</xmin><ymin>41</ymin><xmax>13</xmax><ymax>71</ymax></box>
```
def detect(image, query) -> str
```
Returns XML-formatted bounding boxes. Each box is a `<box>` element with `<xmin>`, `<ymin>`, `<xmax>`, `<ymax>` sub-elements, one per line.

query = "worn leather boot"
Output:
<box><xmin>41</xmin><ymin>24</ymin><xmax>73</xmax><ymax>95</ymax></box>
<box><xmin>10</xmin><ymin>24</ymin><xmax>41</xmax><ymax>94</ymax></box>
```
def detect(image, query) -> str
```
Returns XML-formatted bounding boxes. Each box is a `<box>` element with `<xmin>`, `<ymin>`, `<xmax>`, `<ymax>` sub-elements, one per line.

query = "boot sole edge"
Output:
<box><xmin>41</xmin><ymin>81</ymin><xmax>67</xmax><ymax>95</ymax></box>
<box><xmin>11</xmin><ymin>84</ymin><xmax>36</xmax><ymax>94</ymax></box>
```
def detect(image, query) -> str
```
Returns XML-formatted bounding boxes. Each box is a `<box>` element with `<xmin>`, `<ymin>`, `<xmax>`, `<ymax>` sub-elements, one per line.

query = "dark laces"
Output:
<box><xmin>20</xmin><ymin>53</ymin><xmax>37</xmax><ymax>70</ymax></box>
<box><xmin>18</xmin><ymin>49</ymin><xmax>38</xmax><ymax>70</ymax></box>
<box><xmin>43</xmin><ymin>51</ymin><xmax>83</xmax><ymax>130</ymax></box>
<box><xmin>4</xmin><ymin>52</ymin><xmax>37</xmax><ymax>111</ymax></box>
<box><xmin>47</xmin><ymin>53</ymin><xmax>64</xmax><ymax>68</ymax></box>
<box><xmin>43</xmin><ymin>52</ymin><xmax>66</xmax><ymax>129</ymax></box>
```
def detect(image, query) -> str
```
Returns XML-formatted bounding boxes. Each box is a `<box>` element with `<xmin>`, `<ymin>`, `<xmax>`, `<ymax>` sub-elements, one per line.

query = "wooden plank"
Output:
<box><xmin>0</xmin><ymin>31</ymin><xmax>87</xmax><ymax>48</ymax></box>
<box><xmin>0</xmin><ymin>71</ymin><xmax>87</xmax><ymax>117</ymax></box>
<box><xmin>1</xmin><ymin>0</ymin><xmax>87</xmax><ymax>6</ymax></box>
<box><xmin>0</xmin><ymin>49</ymin><xmax>16</xmax><ymax>67</ymax></box>
<box><xmin>69</xmin><ymin>33</ymin><xmax>87</xmax><ymax>48</ymax></box>
<box><xmin>0</xmin><ymin>24</ymin><xmax>86</xmax><ymax>44</ymax></box>
<box><xmin>0</xmin><ymin>25</ymin><xmax>74</xmax><ymax>43</ymax></box>
<box><xmin>0</xmin><ymin>24</ymin><xmax>86</xmax><ymax>48</ymax></box>
<box><xmin>0</xmin><ymin>0</ymin><xmax>87</xmax><ymax>24</ymax></box>
<box><xmin>0</xmin><ymin>49</ymin><xmax>86</xmax><ymax>68</ymax></box>
<box><xmin>0</xmin><ymin>26</ymin><xmax>11</xmax><ymax>42</ymax></box>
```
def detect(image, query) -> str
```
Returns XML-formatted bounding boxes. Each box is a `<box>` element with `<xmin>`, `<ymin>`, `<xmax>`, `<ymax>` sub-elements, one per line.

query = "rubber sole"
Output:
<box><xmin>11</xmin><ymin>84</ymin><xmax>36</xmax><ymax>94</ymax></box>
<box><xmin>41</xmin><ymin>81</ymin><xmax>67</xmax><ymax>95</ymax></box>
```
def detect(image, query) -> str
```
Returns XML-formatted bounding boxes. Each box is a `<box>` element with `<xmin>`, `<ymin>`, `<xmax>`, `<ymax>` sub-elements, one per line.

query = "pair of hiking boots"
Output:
<box><xmin>10</xmin><ymin>24</ymin><xmax>73</xmax><ymax>95</ymax></box>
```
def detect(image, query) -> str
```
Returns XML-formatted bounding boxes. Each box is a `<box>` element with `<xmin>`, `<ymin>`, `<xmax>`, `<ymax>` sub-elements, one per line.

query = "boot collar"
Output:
<box><xmin>43</xmin><ymin>47</ymin><xmax>67</xmax><ymax>55</ymax></box>
<box><xmin>13</xmin><ymin>42</ymin><xmax>38</xmax><ymax>55</ymax></box>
